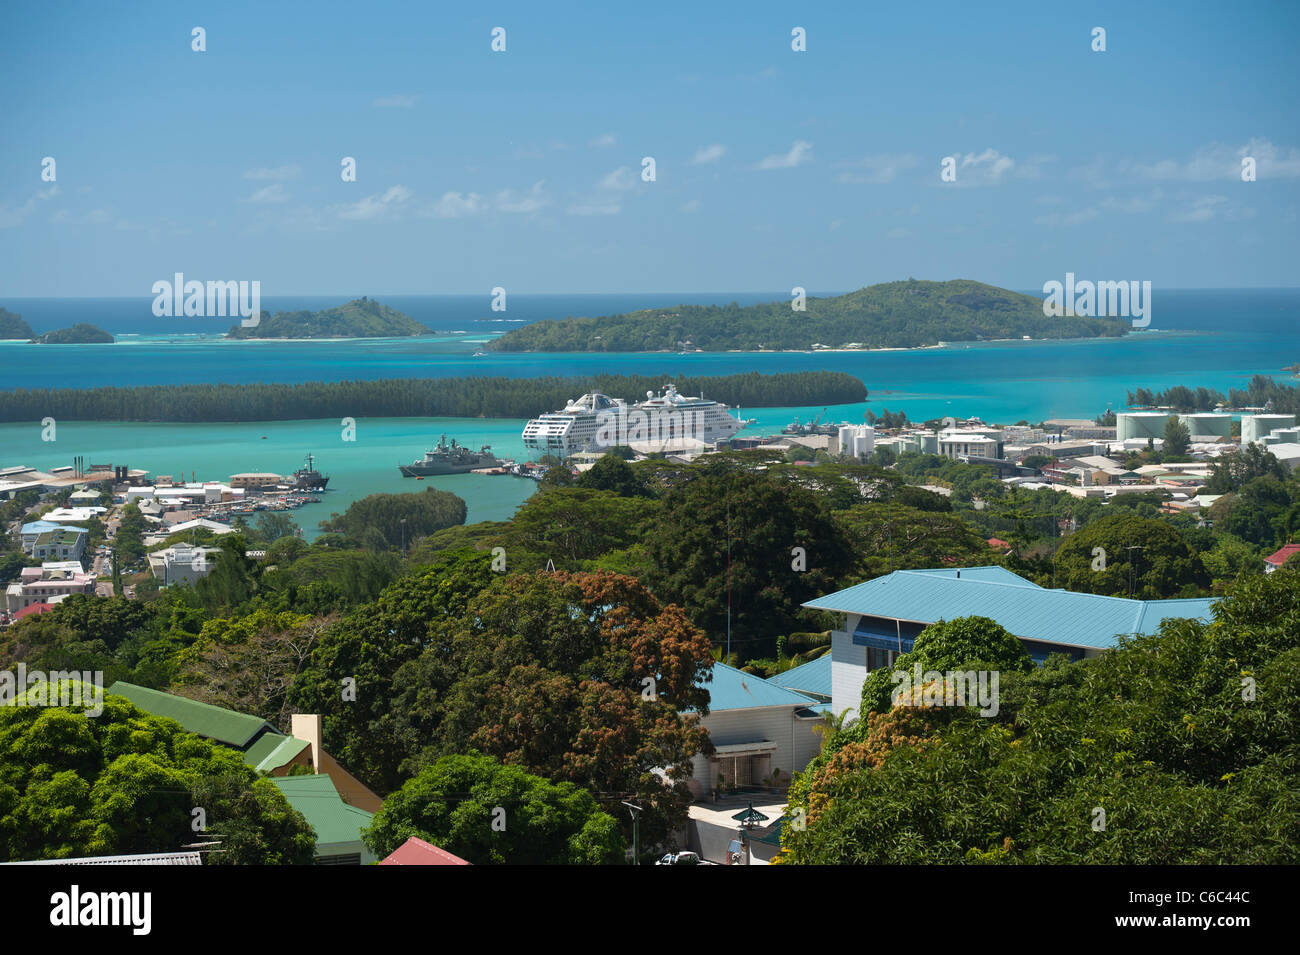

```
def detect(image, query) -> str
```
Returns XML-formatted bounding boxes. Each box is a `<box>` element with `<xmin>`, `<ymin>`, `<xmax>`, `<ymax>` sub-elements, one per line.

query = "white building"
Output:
<box><xmin>687</xmin><ymin>663</ymin><xmax>824</xmax><ymax>800</ymax></box>
<box><xmin>938</xmin><ymin>428</ymin><xmax>1003</xmax><ymax>460</ymax></box>
<box><xmin>148</xmin><ymin>544</ymin><xmax>223</xmax><ymax>587</ymax></box>
<box><xmin>5</xmin><ymin>563</ymin><xmax>97</xmax><ymax>613</ymax></box>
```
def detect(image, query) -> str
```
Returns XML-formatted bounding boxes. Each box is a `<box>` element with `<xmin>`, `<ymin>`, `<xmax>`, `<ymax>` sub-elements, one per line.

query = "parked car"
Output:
<box><xmin>655</xmin><ymin>851</ymin><xmax>705</xmax><ymax>865</ymax></box>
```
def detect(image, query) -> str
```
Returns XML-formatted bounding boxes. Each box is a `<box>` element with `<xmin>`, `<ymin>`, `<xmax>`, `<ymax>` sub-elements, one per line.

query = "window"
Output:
<box><xmin>867</xmin><ymin>647</ymin><xmax>899</xmax><ymax>672</ymax></box>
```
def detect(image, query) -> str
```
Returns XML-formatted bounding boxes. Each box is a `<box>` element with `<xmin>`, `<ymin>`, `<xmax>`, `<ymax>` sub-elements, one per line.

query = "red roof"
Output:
<box><xmin>379</xmin><ymin>836</ymin><xmax>470</xmax><ymax>866</ymax></box>
<box><xmin>14</xmin><ymin>602</ymin><xmax>55</xmax><ymax>621</ymax></box>
<box><xmin>1265</xmin><ymin>543</ymin><xmax>1300</xmax><ymax>567</ymax></box>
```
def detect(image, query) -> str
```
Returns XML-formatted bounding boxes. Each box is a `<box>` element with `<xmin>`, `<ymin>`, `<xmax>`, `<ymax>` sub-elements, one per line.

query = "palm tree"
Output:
<box><xmin>812</xmin><ymin>708</ymin><xmax>856</xmax><ymax>752</ymax></box>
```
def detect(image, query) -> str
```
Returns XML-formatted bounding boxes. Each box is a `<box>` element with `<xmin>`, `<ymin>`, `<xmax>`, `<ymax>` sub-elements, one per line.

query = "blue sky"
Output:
<box><xmin>1</xmin><ymin>0</ymin><xmax>1297</xmax><ymax>296</ymax></box>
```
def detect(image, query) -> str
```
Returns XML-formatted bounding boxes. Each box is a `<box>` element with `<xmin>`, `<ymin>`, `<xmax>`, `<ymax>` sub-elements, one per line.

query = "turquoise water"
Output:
<box><xmin>2</xmin><ymin>289</ymin><xmax>1298</xmax><ymax>536</ymax></box>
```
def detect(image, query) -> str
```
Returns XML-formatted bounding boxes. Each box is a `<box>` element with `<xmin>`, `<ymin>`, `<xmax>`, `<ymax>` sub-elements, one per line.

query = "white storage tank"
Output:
<box><xmin>1117</xmin><ymin>412</ymin><xmax>1173</xmax><ymax>441</ymax></box>
<box><xmin>1178</xmin><ymin>413</ymin><xmax>1233</xmax><ymax>441</ymax></box>
<box><xmin>1241</xmin><ymin>414</ymin><xmax>1295</xmax><ymax>445</ymax></box>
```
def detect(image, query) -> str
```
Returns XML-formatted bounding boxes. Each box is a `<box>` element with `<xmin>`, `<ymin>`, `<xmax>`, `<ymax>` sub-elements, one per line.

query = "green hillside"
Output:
<box><xmin>487</xmin><ymin>279</ymin><xmax>1130</xmax><ymax>352</ymax></box>
<box><xmin>0</xmin><ymin>308</ymin><xmax>35</xmax><ymax>340</ymax></box>
<box><xmin>34</xmin><ymin>323</ymin><xmax>114</xmax><ymax>344</ymax></box>
<box><xmin>227</xmin><ymin>296</ymin><xmax>431</xmax><ymax>339</ymax></box>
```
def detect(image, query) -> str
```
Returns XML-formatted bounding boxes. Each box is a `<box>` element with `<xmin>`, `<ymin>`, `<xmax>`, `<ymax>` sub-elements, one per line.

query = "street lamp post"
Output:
<box><xmin>622</xmin><ymin>801</ymin><xmax>643</xmax><ymax>865</ymax></box>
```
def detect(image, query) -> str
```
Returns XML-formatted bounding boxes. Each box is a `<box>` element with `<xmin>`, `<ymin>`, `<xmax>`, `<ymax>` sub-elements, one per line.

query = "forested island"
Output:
<box><xmin>0</xmin><ymin>307</ymin><xmax>35</xmax><ymax>339</ymax></box>
<box><xmin>32</xmin><ymin>322</ymin><xmax>114</xmax><ymax>344</ymax></box>
<box><xmin>226</xmin><ymin>296</ymin><xmax>431</xmax><ymax>339</ymax></box>
<box><xmin>1128</xmin><ymin>376</ymin><xmax>1299</xmax><ymax>414</ymax></box>
<box><xmin>0</xmin><ymin>370</ymin><xmax>866</xmax><ymax>422</ymax></box>
<box><xmin>488</xmin><ymin>279</ymin><xmax>1130</xmax><ymax>352</ymax></box>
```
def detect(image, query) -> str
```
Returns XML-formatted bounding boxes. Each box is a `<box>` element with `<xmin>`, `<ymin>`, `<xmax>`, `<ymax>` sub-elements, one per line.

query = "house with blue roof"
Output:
<box><xmin>802</xmin><ymin>566</ymin><xmax>1216</xmax><ymax>723</ymax></box>
<box><xmin>766</xmin><ymin>653</ymin><xmax>831</xmax><ymax>703</ymax></box>
<box><xmin>689</xmin><ymin>662</ymin><xmax>826</xmax><ymax>800</ymax></box>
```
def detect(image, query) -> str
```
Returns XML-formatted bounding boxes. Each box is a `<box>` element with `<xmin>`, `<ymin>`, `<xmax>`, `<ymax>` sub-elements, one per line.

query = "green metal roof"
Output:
<box><xmin>802</xmin><ymin>567</ymin><xmax>1215</xmax><ymax>652</ymax></box>
<box><xmin>272</xmin><ymin>775</ymin><xmax>374</xmax><ymax>847</ymax></box>
<box><xmin>107</xmin><ymin>681</ymin><xmax>278</xmax><ymax>749</ymax></box>
<box><xmin>245</xmin><ymin>733</ymin><xmax>311</xmax><ymax>772</ymax></box>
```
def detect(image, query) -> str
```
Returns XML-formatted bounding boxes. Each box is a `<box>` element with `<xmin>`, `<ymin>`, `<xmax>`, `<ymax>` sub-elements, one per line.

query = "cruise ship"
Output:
<box><xmin>521</xmin><ymin>383</ymin><xmax>748</xmax><ymax>457</ymax></box>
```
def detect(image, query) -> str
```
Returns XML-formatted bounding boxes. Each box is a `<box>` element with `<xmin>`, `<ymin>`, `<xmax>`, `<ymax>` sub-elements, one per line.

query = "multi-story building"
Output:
<box><xmin>5</xmin><ymin>562</ymin><xmax>97</xmax><ymax>613</ymax></box>
<box><xmin>31</xmin><ymin>527</ymin><xmax>88</xmax><ymax>563</ymax></box>
<box><xmin>938</xmin><ymin>428</ymin><xmax>1004</xmax><ymax>460</ymax></box>
<box><xmin>148</xmin><ymin>544</ymin><xmax>223</xmax><ymax>587</ymax></box>
<box><xmin>803</xmin><ymin>566</ymin><xmax>1216</xmax><ymax>724</ymax></box>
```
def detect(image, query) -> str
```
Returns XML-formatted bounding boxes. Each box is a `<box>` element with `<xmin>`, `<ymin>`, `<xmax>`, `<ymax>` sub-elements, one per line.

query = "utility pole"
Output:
<box><xmin>400</xmin><ymin>517</ymin><xmax>407</xmax><ymax>558</ymax></box>
<box><xmin>622</xmin><ymin>801</ymin><xmax>643</xmax><ymax>865</ymax></box>
<box><xmin>1125</xmin><ymin>545</ymin><xmax>1143</xmax><ymax>597</ymax></box>
<box><xmin>725</xmin><ymin>476</ymin><xmax>731</xmax><ymax>665</ymax></box>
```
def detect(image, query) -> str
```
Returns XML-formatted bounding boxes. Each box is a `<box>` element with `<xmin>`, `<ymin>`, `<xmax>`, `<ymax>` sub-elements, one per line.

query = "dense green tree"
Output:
<box><xmin>1054</xmin><ymin>512</ymin><xmax>1209</xmax><ymax>597</ymax></box>
<box><xmin>1222</xmin><ymin>476</ymin><xmax>1295</xmax><ymax>548</ymax></box>
<box><xmin>287</xmin><ymin>549</ymin><xmax>498</xmax><ymax>794</ymax></box>
<box><xmin>860</xmin><ymin>616</ymin><xmax>1033</xmax><ymax>715</ymax></box>
<box><xmin>576</xmin><ymin>453</ymin><xmax>651</xmax><ymax>497</ymax></box>
<box><xmin>114</xmin><ymin>502</ymin><xmax>148</xmax><ymax>567</ymax></box>
<box><xmin>1204</xmin><ymin>442</ymin><xmax>1288</xmax><ymax>494</ymax></box>
<box><xmin>1162</xmin><ymin>417</ymin><xmax>1192</xmax><ymax>457</ymax></box>
<box><xmin>362</xmin><ymin>754</ymin><xmax>623</xmax><ymax>864</ymax></box>
<box><xmin>172</xmin><ymin>609</ymin><xmax>332</xmax><ymax>727</ymax></box>
<box><xmin>318</xmin><ymin>487</ymin><xmax>466</xmax><ymax>551</ymax></box>
<box><xmin>780</xmin><ymin>570</ymin><xmax>1300</xmax><ymax>864</ymax></box>
<box><xmin>0</xmin><ymin>371</ymin><xmax>863</xmax><ymax>423</ymax></box>
<box><xmin>388</xmin><ymin>571</ymin><xmax>713</xmax><ymax>848</ymax></box>
<box><xmin>0</xmin><ymin>689</ymin><xmax>315</xmax><ymax>863</ymax></box>
<box><xmin>506</xmin><ymin>487</ymin><xmax>655</xmax><ymax>568</ymax></box>
<box><xmin>643</xmin><ymin>466</ymin><xmax>854</xmax><ymax>658</ymax></box>
<box><xmin>834</xmin><ymin>504</ymin><xmax>993</xmax><ymax>580</ymax></box>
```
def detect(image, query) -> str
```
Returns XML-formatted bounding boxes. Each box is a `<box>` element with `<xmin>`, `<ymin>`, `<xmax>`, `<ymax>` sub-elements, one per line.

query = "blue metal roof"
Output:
<box><xmin>767</xmin><ymin>654</ymin><xmax>832</xmax><ymax>698</ymax></box>
<box><xmin>702</xmin><ymin>662</ymin><xmax>822</xmax><ymax>711</ymax></box>
<box><xmin>802</xmin><ymin>567</ymin><xmax>1215</xmax><ymax>652</ymax></box>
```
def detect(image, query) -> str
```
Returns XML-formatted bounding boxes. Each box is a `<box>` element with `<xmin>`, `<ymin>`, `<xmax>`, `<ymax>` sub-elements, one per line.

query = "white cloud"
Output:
<box><xmin>1171</xmin><ymin>195</ymin><xmax>1230</xmax><ymax>223</ymax></box>
<box><xmin>691</xmin><ymin>144</ymin><xmax>726</xmax><ymax>165</ymax></box>
<box><xmin>681</xmin><ymin>199</ymin><xmax>702</xmax><ymax>213</ymax></box>
<box><xmin>0</xmin><ymin>185</ymin><xmax>60</xmax><ymax>228</ymax></box>
<box><xmin>242</xmin><ymin>183</ymin><xmax>291</xmax><ymax>204</ymax></box>
<box><xmin>495</xmin><ymin>181</ymin><xmax>548</xmax><ymax>214</ymax></box>
<box><xmin>243</xmin><ymin>165</ymin><xmax>301</xmax><ymax>181</ymax></box>
<box><xmin>1139</xmin><ymin>138</ymin><xmax>1300</xmax><ymax>181</ymax></box>
<box><xmin>1101</xmin><ymin>191</ymin><xmax>1161</xmax><ymax>214</ymax></box>
<box><xmin>953</xmin><ymin>148</ymin><xmax>1014</xmax><ymax>185</ymax></box>
<box><xmin>373</xmin><ymin>94</ymin><xmax>418</xmax><ymax>108</ymax></box>
<box><xmin>598</xmin><ymin>167</ymin><xmax>635</xmax><ymax>191</ymax></box>
<box><xmin>836</xmin><ymin>153</ymin><xmax>917</xmax><ymax>184</ymax></box>
<box><xmin>757</xmin><ymin>140</ymin><xmax>812</xmax><ymax>170</ymax></box>
<box><xmin>428</xmin><ymin>191</ymin><xmax>484</xmax><ymax>218</ymax></box>
<box><xmin>589</xmin><ymin>133</ymin><xmax>618</xmax><ymax>148</ymax></box>
<box><xmin>336</xmin><ymin>184</ymin><xmax>413</xmax><ymax>220</ymax></box>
